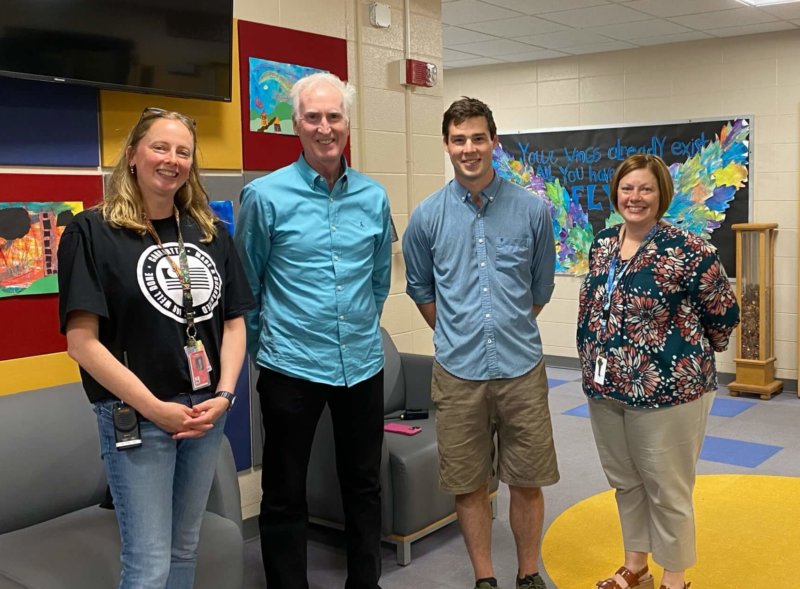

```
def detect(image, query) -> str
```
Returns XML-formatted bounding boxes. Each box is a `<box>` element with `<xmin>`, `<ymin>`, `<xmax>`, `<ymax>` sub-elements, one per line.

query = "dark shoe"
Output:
<box><xmin>475</xmin><ymin>577</ymin><xmax>498</xmax><ymax>589</ymax></box>
<box><xmin>517</xmin><ymin>573</ymin><xmax>547</xmax><ymax>589</ymax></box>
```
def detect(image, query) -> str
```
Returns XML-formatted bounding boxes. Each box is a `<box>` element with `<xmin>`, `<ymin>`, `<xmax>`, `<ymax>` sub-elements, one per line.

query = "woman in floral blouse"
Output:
<box><xmin>576</xmin><ymin>154</ymin><xmax>739</xmax><ymax>589</ymax></box>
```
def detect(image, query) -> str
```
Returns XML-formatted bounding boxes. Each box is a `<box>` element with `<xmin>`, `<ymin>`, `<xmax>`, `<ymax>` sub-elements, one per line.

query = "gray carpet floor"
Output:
<box><xmin>243</xmin><ymin>366</ymin><xmax>800</xmax><ymax>589</ymax></box>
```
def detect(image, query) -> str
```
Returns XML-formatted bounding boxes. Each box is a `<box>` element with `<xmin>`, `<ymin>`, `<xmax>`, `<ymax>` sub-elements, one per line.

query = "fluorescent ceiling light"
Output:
<box><xmin>737</xmin><ymin>0</ymin><xmax>800</xmax><ymax>5</ymax></box>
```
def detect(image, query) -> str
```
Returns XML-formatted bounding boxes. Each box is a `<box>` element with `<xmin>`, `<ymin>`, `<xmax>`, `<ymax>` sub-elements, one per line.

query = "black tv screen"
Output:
<box><xmin>0</xmin><ymin>0</ymin><xmax>233</xmax><ymax>101</ymax></box>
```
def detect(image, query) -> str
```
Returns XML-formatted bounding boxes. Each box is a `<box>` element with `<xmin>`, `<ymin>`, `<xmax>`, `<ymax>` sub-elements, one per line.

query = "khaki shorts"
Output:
<box><xmin>431</xmin><ymin>360</ymin><xmax>560</xmax><ymax>495</ymax></box>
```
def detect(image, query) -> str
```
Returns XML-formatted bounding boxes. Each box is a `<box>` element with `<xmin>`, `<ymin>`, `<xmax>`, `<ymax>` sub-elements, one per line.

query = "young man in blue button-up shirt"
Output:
<box><xmin>403</xmin><ymin>97</ymin><xmax>559</xmax><ymax>589</ymax></box>
<box><xmin>235</xmin><ymin>73</ymin><xmax>392</xmax><ymax>589</ymax></box>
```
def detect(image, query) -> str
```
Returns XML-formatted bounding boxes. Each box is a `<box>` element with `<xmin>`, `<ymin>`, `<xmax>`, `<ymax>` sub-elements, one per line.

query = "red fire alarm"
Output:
<box><xmin>404</xmin><ymin>59</ymin><xmax>437</xmax><ymax>87</ymax></box>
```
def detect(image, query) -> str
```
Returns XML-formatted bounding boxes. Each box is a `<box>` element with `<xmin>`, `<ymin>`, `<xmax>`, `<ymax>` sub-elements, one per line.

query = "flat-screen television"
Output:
<box><xmin>0</xmin><ymin>0</ymin><xmax>233</xmax><ymax>101</ymax></box>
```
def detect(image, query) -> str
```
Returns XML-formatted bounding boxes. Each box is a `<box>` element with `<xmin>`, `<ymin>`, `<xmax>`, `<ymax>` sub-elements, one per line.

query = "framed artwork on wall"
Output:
<box><xmin>237</xmin><ymin>20</ymin><xmax>348</xmax><ymax>171</ymax></box>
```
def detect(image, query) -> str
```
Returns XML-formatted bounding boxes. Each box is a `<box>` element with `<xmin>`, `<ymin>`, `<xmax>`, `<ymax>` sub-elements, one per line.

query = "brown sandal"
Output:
<box><xmin>659</xmin><ymin>584</ymin><xmax>690</xmax><ymax>589</ymax></box>
<box><xmin>596</xmin><ymin>565</ymin><xmax>654</xmax><ymax>589</ymax></box>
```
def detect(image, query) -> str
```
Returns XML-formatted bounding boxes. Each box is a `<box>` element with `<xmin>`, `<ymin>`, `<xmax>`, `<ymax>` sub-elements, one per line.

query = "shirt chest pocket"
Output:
<box><xmin>495</xmin><ymin>237</ymin><xmax>531</xmax><ymax>272</ymax></box>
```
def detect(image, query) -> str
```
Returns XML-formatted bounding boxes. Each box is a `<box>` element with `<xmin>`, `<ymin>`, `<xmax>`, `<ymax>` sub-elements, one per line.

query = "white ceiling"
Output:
<box><xmin>441</xmin><ymin>0</ymin><xmax>800</xmax><ymax>69</ymax></box>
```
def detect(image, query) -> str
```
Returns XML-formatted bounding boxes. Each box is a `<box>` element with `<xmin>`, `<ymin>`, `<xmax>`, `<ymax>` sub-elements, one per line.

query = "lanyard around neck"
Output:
<box><xmin>143</xmin><ymin>207</ymin><xmax>197</xmax><ymax>345</ymax></box>
<box><xmin>602</xmin><ymin>222</ymin><xmax>660</xmax><ymax>321</ymax></box>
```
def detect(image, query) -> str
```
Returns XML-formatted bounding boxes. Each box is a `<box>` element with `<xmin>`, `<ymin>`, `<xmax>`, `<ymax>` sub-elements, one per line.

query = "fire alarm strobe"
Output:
<box><xmin>405</xmin><ymin>59</ymin><xmax>437</xmax><ymax>87</ymax></box>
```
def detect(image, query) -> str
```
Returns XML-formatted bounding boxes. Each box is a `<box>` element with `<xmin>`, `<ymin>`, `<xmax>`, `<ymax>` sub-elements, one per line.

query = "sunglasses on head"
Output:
<box><xmin>140</xmin><ymin>107</ymin><xmax>196</xmax><ymax>128</ymax></box>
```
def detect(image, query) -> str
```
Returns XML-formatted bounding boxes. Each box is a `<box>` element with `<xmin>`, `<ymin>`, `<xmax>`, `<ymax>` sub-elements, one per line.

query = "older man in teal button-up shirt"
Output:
<box><xmin>235</xmin><ymin>72</ymin><xmax>391</xmax><ymax>589</ymax></box>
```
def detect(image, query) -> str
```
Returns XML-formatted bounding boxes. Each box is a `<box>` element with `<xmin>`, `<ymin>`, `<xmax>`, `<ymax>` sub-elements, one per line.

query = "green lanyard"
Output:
<box><xmin>143</xmin><ymin>207</ymin><xmax>197</xmax><ymax>347</ymax></box>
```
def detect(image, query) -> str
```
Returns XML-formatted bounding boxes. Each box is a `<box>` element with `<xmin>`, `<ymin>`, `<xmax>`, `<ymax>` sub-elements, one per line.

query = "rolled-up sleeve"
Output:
<box><xmin>402</xmin><ymin>206</ymin><xmax>436</xmax><ymax>304</ymax></box>
<box><xmin>529</xmin><ymin>202</ymin><xmax>556</xmax><ymax>306</ymax></box>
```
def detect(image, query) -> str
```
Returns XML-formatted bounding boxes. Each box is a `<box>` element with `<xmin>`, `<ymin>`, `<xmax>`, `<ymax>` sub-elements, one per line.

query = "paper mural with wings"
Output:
<box><xmin>494</xmin><ymin>118</ymin><xmax>750</xmax><ymax>276</ymax></box>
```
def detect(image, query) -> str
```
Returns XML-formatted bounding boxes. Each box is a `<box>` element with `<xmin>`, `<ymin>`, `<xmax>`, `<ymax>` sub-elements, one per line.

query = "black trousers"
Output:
<box><xmin>257</xmin><ymin>368</ymin><xmax>384</xmax><ymax>589</ymax></box>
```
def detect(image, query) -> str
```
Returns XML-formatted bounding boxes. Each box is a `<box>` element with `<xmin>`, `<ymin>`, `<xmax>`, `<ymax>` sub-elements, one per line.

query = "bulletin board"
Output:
<box><xmin>494</xmin><ymin>117</ymin><xmax>751</xmax><ymax>277</ymax></box>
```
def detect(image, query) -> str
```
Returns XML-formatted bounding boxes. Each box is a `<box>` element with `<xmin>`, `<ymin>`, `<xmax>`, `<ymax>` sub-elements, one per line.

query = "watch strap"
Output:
<box><xmin>215</xmin><ymin>390</ymin><xmax>235</xmax><ymax>411</ymax></box>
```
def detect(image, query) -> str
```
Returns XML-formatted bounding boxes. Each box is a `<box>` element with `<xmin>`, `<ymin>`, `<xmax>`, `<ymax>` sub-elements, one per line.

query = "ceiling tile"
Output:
<box><xmin>443</xmin><ymin>26</ymin><xmax>499</xmax><ymax>45</ymax></box>
<box><xmin>632</xmin><ymin>31</ymin><xmax>714</xmax><ymax>45</ymax></box>
<box><xmin>514</xmin><ymin>29</ymin><xmax>616</xmax><ymax>49</ymax></box>
<box><xmin>562</xmin><ymin>40</ymin><xmax>638</xmax><ymax>54</ymax></box>
<box><xmin>502</xmin><ymin>48</ymin><xmax>571</xmax><ymax>62</ymax></box>
<box><xmin>587</xmin><ymin>18</ymin><xmax>694</xmax><ymax>40</ymax></box>
<box><xmin>669</xmin><ymin>7</ymin><xmax>780</xmax><ymax>29</ymax></box>
<box><xmin>623</xmin><ymin>0</ymin><xmax>742</xmax><ymax>18</ymax></box>
<box><xmin>443</xmin><ymin>47</ymin><xmax>482</xmax><ymax>61</ymax></box>
<box><xmin>540</xmin><ymin>3</ymin><xmax>654</xmax><ymax>27</ymax></box>
<box><xmin>759</xmin><ymin>3</ymin><xmax>800</xmax><ymax>20</ymax></box>
<box><xmin>462</xmin><ymin>38</ymin><xmax>544</xmax><ymax>56</ymax></box>
<box><xmin>460</xmin><ymin>15</ymin><xmax>568</xmax><ymax>37</ymax></box>
<box><xmin>481</xmin><ymin>0</ymin><xmax>611</xmax><ymax>14</ymax></box>
<box><xmin>706</xmin><ymin>20</ymin><xmax>797</xmax><ymax>37</ymax></box>
<box><xmin>444</xmin><ymin>57</ymin><xmax>505</xmax><ymax>69</ymax></box>
<box><xmin>441</xmin><ymin>0</ymin><xmax>523</xmax><ymax>25</ymax></box>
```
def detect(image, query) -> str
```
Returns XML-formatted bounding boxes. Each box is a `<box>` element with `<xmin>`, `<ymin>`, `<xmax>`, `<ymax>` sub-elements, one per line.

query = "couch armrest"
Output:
<box><xmin>206</xmin><ymin>436</ymin><xmax>243</xmax><ymax>533</ymax></box>
<box><xmin>400</xmin><ymin>353</ymin><xmax>435</xmax><ymax>410</ymax></box>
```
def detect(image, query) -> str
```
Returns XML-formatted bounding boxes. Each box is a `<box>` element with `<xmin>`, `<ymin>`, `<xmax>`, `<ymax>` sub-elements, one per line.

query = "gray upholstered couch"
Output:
<box><xmin>307</xmin><ymin>329</ymin><xmax>499</xmax><ymax>565</ymax></box>
<box><xmin>0</xmin><ymin>383</ymin><xmax>244</xmax><ymax>589</ymax></box>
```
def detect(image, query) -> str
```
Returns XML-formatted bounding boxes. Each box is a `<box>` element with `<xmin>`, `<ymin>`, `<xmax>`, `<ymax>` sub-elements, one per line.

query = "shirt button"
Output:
<box><xmin>483</xmin><ymin>287</ymin><xmax>488</xmax><ymax>292</ymax></box>
<box><xmin>480</xmin><ymin>262</ymin><xmax>486</xmax><ymax>267</ymax></box>
<box><xmin>331</xmin><ymin>225</ymin><xmax>337</xmax><ymax>231</ymax></box>
<box><xmin>337</xmin><ymin>285</ymin><xmax>343</xmax><ymax>291</ymax></box>
<box><xmin>487</xmin><ymin>338</ymin><xmax>493</xmax><ymax>343</ymax></box>
<box><xmin>329</xmin><ymin>198</ymin><xmax>334</xmax><ymax>202</ymax></box>
<box><xmin>342</xmin><ymin>344</ymin><xmax>348</xmax><ymax>350</ymax></box>
<box><xmin>485</xmin><ymin>313</ymin><xmax>491</xmax><ymax>318</ymax></box>
<box><xmin>334</xmin><ymin>255</ymin><xmax>340</xmax><ymax>261</ymax></box>
<box><xmin>339</xmin><ymin>315</ymin><xmax>345</xmax><ymax>320</ymax></box>
<box><xmin>477</xmin><ymin>213</ymin><xmax>481</xmax><ymax>218</ymax></box>
<box><xmin>478</xmin><ymin>238</ymin><xmax>484</xmax><ymax>244</ymax></box>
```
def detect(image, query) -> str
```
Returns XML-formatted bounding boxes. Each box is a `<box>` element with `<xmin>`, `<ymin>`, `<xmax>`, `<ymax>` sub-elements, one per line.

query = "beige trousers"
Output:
<box><xmin>588</xmin><ymin>392</ymin><xmax>714</xmax><ymax>571</ymax></box>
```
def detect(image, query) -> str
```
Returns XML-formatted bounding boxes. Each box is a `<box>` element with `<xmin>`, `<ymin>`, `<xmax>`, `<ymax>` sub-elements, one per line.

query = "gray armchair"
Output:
<box><xmin>307</xmin><ymin>328</ymin><xmax>498</xmax><ymax>565</ymax></box>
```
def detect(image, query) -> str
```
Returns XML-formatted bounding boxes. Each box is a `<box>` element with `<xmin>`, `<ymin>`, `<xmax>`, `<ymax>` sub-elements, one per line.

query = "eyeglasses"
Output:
<box><xmin>298</xmin><ymin>111</ymin><xmax>347</xmax><ymax>127</ymax></box>
<box><xmin>140</xmin><ymin>107</ymin><xmax>196</xmax><ymax>128</ymax></box>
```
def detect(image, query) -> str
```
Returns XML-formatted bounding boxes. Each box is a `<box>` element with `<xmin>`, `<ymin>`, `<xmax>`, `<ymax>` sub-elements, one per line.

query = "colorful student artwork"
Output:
<box><xmin>248</xmin><ymin>58</ymin><xmax>326</xmax><ymax>136</ymax></box>
<box><xmin>494</xmin><ymin>118</ymin><xmax>750</xmax><ymax>276</ymax></box>
<box><xmin>0</xmin><ymin>201</ymin><xmax>83</xmax><ymax>298</ymax></box>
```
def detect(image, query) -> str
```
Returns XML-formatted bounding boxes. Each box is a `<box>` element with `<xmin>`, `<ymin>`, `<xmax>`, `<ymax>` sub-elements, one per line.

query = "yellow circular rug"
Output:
<box><xmin>542</xmin><ymin>475</ymin><xmax>800</xmax><ymax>588</ymax></box>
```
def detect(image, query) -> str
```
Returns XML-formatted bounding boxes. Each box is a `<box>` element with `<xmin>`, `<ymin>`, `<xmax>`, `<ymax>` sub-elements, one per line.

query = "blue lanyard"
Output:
<box><xmin>602</xmin><ymin>223</ymin><xmax>660</xmax><ymax>319</ymax></box>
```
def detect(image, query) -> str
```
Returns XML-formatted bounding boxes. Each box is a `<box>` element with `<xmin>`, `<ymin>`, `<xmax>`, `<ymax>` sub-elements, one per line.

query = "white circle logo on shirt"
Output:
<box><xmin>136</xmin><ymin>242</ymin><xmax>222</xmax><ymax>323</ymax></box>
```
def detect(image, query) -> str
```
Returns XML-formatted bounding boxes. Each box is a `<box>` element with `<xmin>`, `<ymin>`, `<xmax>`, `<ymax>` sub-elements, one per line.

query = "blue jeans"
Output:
<box><xmin>94</xmin><ymin>393</ymin><xmax>227</xmax><ymax>589</ymax></box>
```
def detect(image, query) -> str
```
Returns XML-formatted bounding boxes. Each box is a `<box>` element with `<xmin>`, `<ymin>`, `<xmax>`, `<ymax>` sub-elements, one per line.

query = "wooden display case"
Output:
<box><xmin>728</xmin><ymin>223</ymin><xmax>783</xmax><ymax>400</ymax></box>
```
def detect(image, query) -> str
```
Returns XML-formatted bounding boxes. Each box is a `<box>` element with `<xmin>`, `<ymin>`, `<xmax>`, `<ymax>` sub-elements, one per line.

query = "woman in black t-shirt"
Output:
<box><xmin>57</xmin><ymin>108</ymin><xmax>253</xmax><ymax>589</ymax></box>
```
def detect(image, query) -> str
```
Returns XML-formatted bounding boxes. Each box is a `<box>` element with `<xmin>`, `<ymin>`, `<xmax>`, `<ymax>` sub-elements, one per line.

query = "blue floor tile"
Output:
<box><xmin>710</xmin><ymin>397</ymin><xmax>756</xmax><ymax>418</ymax></box>
<box><xmin>548</xmin><ymin>378</ymin><xmax>570</xmax><ymax>389</ymax></box>
<box><xmin>563</xmin><ymin>403</ymin><xmax>590</xmax><ymax>418</ymax></box>
<box><xmin>700</xmin><ymin>435</ymin><xmax>782</xmax><ymax>468</ymax></box>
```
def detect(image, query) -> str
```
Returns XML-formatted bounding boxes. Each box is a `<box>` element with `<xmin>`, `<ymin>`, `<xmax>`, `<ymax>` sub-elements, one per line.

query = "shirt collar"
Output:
<box><xmin>451</xmin><ymin>172</ymin><xmax>502</xmax><ymax>204</ymax></box>
<box><xmin>296</xmin><ymin>153</ymin><xmax>349</xmax><ymax>190</ymax></box>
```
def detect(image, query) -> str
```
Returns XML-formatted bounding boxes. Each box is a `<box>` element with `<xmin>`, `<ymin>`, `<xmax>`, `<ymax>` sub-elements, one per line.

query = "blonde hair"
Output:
<box><xmin>100</xmin><ymin>109</ymin><xmax>217</xmax><ymax>242</ymax></box>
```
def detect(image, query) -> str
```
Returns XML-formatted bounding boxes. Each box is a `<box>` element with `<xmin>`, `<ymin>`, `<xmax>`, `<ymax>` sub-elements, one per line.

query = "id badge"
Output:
<box><xmin>185</xmin><ymin>340</ymin><xmax>211</xmax><ymax>390</ymax></box>
<box><xmin>593</xmin><ymin>355</ymin><xmax>607</xmax><ymax>385</ymax></box>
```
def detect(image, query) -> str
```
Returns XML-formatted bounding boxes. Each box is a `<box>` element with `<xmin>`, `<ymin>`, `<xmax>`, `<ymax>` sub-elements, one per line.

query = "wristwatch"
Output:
<box><xmin>215</xmin><ymin>390</ymin><xmax>236</xmax><ymax>411</ymax></box>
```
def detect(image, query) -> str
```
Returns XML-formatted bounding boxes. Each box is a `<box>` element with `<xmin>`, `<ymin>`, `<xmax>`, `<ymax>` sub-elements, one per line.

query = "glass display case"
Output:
<box><xmin>728</xmin><ymin>223</ymin><xmax>783</xmax><ymax>400</ymax></box>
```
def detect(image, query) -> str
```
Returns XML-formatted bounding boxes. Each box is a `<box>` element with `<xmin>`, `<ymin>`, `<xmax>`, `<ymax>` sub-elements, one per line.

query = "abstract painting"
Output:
<box><xmin>0</xmin><ymin>201</ymin><xmax>83</xmax><ymax>298</ymax></box>
<box><xmin>494</xmin><ymin>118</ymin><xmax>750</xmax><ymax>276</ymax></box>
<box><xmin>248</xmin><ymin>58</ymin><xmax>326</xmax><ymax>135</ymax></box>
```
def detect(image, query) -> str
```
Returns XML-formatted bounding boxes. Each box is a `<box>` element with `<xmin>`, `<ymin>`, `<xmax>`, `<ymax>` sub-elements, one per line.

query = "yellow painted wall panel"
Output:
<box><xmin>99</xmin><ymin>22</ymin><xmax>242</xmax><ymax>170</ymax></box>
<box><xmin>0</xmin><ymin>352</ymin><xmax>80</xmax><ymax>397</ymax></box>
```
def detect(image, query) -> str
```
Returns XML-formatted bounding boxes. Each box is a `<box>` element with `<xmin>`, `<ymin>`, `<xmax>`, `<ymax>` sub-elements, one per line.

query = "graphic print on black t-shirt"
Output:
<box><xmin>136</xmin><ymin>242</ymin><xmax>222</xmax><ymax>323</ymax></box>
